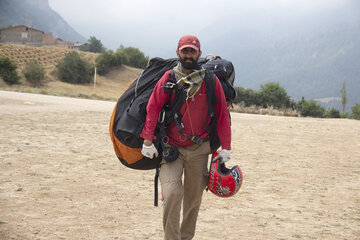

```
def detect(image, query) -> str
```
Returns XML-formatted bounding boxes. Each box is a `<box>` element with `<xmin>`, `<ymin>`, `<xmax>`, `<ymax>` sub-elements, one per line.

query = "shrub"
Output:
<box><xmin>351</xmin><ymin>103</ymin><xmax>360</xmax><ymax>120</ymax></box>
<box><xmin>325</xmin><ymin>108</ymin><xmax>341</xmax><ymax>118</ymax></box>
<box><xmin>234</xmin><ymin>87</ymin><xmax>261</xmax><ymax>106</ymax></box>
<box><xmin>259</xmin><ymin>82</ymin><xmax>291</xmax><ymax>109</ymax></box>
<box><xmin>57</xmin><ymin>52</ymin><xmax>93</xmax><ymax>84</ymax></box>
<box><xmin>233</xmin><ymin>87</ymin><xmax>245</xmax><ymax>104</ymax></box>
<box><xmin>23</xmin><ymin>60</ymin><xmax>45</xmax><ymax>87</ymax></box>
<box><xmin>340</xmin><ymin>112</ymin><xmax>350</xmax><ymax>118</ymax></box>
<box><xmin>114</xmin><ymin>50</ymin><xmax>128</xmax><ymax>66</ymax></box>
<box><xmin>95</xmin><ymin>50</ymin><xmax>123</xmax><ymax>75</ymax></box>
<box><xmin>0</xmin><ymin>56</ymin><xmax>20</xmax><ymax>85</ymax></box>
<box><xmin>297</xmin><ymin>98</ymin><xmax>325</xmax><ymax>118</ymax></box>
<box><xmin>96</xmin><ymin>50</ymin><xmax>115</xmax><ymax>75</ymax></box>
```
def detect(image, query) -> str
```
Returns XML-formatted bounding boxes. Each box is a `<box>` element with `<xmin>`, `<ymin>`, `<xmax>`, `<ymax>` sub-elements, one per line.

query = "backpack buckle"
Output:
<box><xmin>159</xmin><ymin>110</ymin><xmax>166</xmax><ymax>123</ymax></box>
<box><xmin>163</xmin><ymin>82</ymin><xmax>176</xmax><ymax>91</ymax></box>
<box><xmin>190</xmin><ymin>135</ymin><xmax>203</xmax><ymax>145</ymax></box>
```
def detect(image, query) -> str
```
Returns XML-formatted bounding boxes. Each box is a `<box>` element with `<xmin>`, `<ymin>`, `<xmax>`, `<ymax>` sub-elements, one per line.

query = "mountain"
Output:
<box><xmin>0</xmin><ymin>0</ymin><xmax>86</xmax><ymax>42</ymax></box>
<box><xmin>201</xmin><ymin>1</ymin><xmax>360</xmax><ymax>112</ymax></box>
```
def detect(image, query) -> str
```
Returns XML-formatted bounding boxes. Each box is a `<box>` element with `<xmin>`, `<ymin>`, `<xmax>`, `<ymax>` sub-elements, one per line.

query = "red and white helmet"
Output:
<box><xmin>208</xmin><ymin>151</ymin><xmax>243</xmax><ymax>198</ymax></box>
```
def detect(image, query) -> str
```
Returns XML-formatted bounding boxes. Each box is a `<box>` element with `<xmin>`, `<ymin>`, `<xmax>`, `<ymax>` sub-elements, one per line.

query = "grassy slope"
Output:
<box><xmin>0</xmin><ymin>43</ymin><xmax>142</xmax><ymax>101</ymax></box>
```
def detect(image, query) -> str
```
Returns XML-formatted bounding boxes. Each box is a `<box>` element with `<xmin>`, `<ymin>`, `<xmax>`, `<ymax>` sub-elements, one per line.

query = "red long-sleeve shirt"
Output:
<box><xmin>140</xmin><ymin>70</ymin><xmax>231</xmax><ymax>150</ymax></box>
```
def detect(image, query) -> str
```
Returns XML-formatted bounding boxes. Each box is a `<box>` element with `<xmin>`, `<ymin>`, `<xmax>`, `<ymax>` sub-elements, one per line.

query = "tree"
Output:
<box><xmin>351</xmin><ymin>103</ymin><xmax>360</xmax><ymax>120</ymax></box>
<box><xmin>117</xmin><ymin>46</ymin><xmax>149</xmax><ymax>68</ymax></box>
<box><xmin>258</xmin><ymin>82</ymin><xmax>291</xmax><ymax>109</ymax></box>
<box><xmin>340</xmin><ymin>81</ymin><xmax>347</xmax><ymax>114</ymax></box>
<box><xmin>0</xmin><ymin>56</ymin><xmax>20</xmax><ymax>85</ymax></box>
<box><xmin>80</xmin><ymin>36</ymin><xmax>106</xmax><ymax>53</ymax></box>
<box><xmin>57</xmin><ymin>52</ymin><xmax>93</xmax><ymax>84</ymax></box>
<box><xmin>96</xmin><ymin>50</ymin><xmax>123</xmax><ymax>75</ymax></box>
<box><xmin>297</xmin><ymin>98</ymin><xmax>325</xmax><ymax>118</ymax></box>
<box><xmin>23</xmin><ymin>60</ymin><xmax>45</xmax><ymax>87</ymax></box>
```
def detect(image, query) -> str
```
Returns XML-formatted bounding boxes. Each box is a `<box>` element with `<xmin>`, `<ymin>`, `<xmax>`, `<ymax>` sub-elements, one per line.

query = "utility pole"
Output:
<box><xmin>93</xmin><ymin>67</ymin><xmax>97</xmax><ymax>94</ymax></box>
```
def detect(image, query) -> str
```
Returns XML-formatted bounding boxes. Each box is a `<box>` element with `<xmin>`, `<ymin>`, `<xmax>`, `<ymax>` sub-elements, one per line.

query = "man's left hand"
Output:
<box><xmin>214</xmin><ymin>149</ymin><xmax>231</xmax><ymax>163</ymax></box>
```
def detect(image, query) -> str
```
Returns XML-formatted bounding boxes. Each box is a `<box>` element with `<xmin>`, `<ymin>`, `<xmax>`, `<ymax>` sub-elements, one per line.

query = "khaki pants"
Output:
<box><xmin>160</xmin><ymin>141</ymin><xmax>211</xmax><ymax>240</ymax></box>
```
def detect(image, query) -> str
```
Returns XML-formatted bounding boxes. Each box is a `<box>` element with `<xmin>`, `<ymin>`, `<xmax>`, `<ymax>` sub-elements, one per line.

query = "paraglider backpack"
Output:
<box><xmin>109</xmin><ymin>55</ymin><xmax>236</xmax><ymax>205</ymax></box>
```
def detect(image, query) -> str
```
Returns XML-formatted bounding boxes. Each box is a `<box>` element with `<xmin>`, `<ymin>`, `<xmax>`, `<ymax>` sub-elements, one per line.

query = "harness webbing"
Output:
<box><xmin>159</xmin><ymin>69</ymin><xmax>220</xmax><ymax>150</ymax></box>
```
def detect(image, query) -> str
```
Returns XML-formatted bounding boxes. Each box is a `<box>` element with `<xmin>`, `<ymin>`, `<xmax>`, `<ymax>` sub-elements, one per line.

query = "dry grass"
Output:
<box><xmin>231</xmin><ymin>102</ymin><xmax>299</xmax><ymax>117</ymax></box>
<box><xmin>0</xmin><ymin>43</ymin><xmax>98</xmax><ymax>70</ymax></box>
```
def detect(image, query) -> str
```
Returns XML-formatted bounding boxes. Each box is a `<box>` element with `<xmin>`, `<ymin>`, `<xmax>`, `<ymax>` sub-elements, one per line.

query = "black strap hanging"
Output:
<box><xmin>154</xmin><ymin>168</ymin><xmax>160</xmax><ymax>206</ymax></box>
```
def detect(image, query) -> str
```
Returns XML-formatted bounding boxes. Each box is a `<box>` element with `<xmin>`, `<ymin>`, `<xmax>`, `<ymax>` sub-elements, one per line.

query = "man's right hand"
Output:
<box><xmin>143</xmin><ymin>139</ymin><xmax>153</xmax><ymax>146</ymax></box>
<box><xmin>141</xmin><ymin>140</ymin><xmax>158</xmax><ymax>159</ymax></box>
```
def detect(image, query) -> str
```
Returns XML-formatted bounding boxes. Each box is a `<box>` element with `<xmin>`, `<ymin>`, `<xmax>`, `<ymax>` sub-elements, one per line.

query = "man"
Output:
<box><xmin>140</xmin><ymin>35</ymin><xmax>231</xmax><ymax>240</ymax></box>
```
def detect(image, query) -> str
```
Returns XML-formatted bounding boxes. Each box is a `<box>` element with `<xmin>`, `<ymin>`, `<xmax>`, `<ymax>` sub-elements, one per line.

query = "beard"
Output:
<box><xmin>179</xmin><ymin>57</ymin><xmax>199</xmax><ymax>70</ymax></box>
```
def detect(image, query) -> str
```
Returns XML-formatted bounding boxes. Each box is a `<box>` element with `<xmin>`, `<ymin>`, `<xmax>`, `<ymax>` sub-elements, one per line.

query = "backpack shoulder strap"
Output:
<box><xmin>204</xmin><ymin>70</ymin><xmax>218</xmax><ymax>106</ymax></box>
<box><xmin>204</xmin><ymin>70</ymin><xmax>221</xmax><ymax>151</ymax></box>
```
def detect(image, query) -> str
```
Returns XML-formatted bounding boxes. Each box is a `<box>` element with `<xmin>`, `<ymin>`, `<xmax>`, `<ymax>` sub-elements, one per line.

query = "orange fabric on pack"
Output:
<box><xmin>109</xmin><ymin>102</ymin><xmax>143</xmax><ymax>164</ymax></box>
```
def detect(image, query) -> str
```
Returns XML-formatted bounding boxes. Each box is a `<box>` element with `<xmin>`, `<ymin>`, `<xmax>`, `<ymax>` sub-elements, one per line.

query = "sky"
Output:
<box><xmin>49</xmin><ymin>0</ymin><xmax>349</xmax><ymax>58</ymax></box>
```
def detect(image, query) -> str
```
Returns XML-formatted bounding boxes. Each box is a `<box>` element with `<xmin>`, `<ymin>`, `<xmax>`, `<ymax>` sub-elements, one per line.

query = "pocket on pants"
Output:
<box><xmin>160</xmin><ymin>158</ymin><xmax>183</xmax><ymax>184</ymax></box>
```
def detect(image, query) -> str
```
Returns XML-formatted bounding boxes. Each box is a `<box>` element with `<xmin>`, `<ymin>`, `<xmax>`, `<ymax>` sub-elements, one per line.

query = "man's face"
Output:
<box><xmin>176</xmin><ymin>47</ymin><xmax>202</xmax><ymax>70</ymax></box>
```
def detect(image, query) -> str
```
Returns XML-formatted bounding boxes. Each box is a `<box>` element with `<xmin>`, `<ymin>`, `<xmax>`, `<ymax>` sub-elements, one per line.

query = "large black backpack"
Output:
<box><xmin>109</xmin><ymin>58</ymin><xmax>178</xmax><ymax>170</ymax></box>
<box><xmin>199</xmin><ymin>55</ymin><xmax>236</xmax><ymax>104</ymax></box>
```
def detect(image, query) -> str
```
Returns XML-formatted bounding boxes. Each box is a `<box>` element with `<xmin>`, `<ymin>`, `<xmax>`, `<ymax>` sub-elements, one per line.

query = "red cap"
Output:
<box><xmin>177</xmin><ymin>35</ymin><xmax>200</xmax><ymax>51</ymax></box>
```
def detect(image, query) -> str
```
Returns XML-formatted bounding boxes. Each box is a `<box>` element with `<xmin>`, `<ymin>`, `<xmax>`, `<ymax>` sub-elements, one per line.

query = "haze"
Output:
<box><xmin>49</xmin><ymin>0</ymin><xmax>349</xmax><ymax>58</ymax></box>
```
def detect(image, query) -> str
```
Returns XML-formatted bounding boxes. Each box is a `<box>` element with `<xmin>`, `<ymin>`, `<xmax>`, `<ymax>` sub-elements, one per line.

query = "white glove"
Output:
<box><xmin>141</xmin><ymin>143</ymin><xmax>159</xmax><ymax>159</ymax></box>
<box><xmin>214</xmin><ymin>149</ymin><xmax>231</xmax><ymax>163</ymax></box>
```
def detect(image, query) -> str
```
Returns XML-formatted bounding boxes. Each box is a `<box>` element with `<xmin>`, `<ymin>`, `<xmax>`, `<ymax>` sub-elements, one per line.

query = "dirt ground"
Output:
<box><xmin>0</xmin><ymin>90</ymin><xmax>359</xmax><ymax>240</ymax></box>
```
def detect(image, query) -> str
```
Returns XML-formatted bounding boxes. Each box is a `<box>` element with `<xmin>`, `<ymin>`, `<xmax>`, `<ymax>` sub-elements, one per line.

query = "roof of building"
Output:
<box><xmin>0</xmin><ymin>25</ymin><xmax>45</xmax><ymax>34</ymax></box>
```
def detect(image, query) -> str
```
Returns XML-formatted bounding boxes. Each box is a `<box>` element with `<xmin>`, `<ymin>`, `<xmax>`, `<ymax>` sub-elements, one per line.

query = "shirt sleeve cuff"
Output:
<box><xmin>140</xmin><ymin>132</ymin><xmax>153</xmax><ymax>141</ymax></box>
<box><xmin>221</xmin><ymin>143</ymin><xmax>231</xmax><ymax>150</ymax></box>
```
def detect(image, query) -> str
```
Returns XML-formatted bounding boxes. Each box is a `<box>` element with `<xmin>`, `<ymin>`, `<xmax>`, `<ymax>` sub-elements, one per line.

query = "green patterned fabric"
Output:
<box><xmin>173</xmin><ymin>63</ymin><xmax>205</xmax><ymax>98</ymax></box>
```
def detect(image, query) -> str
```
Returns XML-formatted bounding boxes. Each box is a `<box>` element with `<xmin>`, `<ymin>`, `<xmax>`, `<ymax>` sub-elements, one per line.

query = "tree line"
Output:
<box><xmin>78</xmin><ymin>36</ymin><xmax>149</xmax><ymax>74</ymax></box>
<box><xmin>233</xmin><ymin>82</ymin><xmax>360</xmax><ymax>119</ymax></box>
<box><xmin>56</xmin><ymin>36</ymin><xmax>149</xmax><ymax>82</ymax></box>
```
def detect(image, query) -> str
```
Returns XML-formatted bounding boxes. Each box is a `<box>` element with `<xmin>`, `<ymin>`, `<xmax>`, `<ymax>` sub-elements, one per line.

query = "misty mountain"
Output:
<box><xmin>202</xmin><ymin>2</ymin><xmax>360</xmax><ymax>112</ymax></box>
<box><xmin>0</xmin><ymin>0</ymin><xmax>85</xmax><ymax>42</ymax></box>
